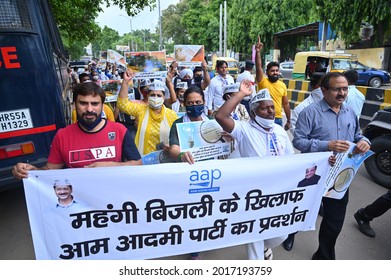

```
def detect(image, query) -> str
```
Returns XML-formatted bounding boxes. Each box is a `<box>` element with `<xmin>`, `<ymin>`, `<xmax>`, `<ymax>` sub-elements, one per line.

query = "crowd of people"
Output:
<box><xmin>13</xmin><ymin>37</ymin><xmax>389</xmax><ymax>261</ymax></box>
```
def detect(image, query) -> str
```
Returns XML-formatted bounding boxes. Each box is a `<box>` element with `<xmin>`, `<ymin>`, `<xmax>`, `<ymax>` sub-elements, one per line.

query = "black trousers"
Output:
<box><xmin>362</xmin><ymin>189</ymin><xmax>391</xmax><ymax>220</ymax></box>
<box><xmin>313</xmin><ymin>190</ymin><xmax>349</xmax><ymax>260</ymax></box>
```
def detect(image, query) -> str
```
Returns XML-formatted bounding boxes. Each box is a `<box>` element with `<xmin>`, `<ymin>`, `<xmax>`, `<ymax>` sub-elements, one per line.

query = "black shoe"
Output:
<box><xmin>282</xmin><ymin>234</ymin><xmax>295</xmax><ymax>251</ymax></box>
<box><xmin>354</xmin><ymin>210</ymin><xmax>376</xmax><ymax>238</ymax></box>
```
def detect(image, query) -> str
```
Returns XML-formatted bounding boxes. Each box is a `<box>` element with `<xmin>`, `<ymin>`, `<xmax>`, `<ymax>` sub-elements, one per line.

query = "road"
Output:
<box><xmin>0</xmin><ymin>164</ymin><xmax>390</xmax><ymax>260</ymax></box>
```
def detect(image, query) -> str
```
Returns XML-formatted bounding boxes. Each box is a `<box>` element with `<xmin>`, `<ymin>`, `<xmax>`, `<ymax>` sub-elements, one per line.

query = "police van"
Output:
<box><xmin>0</xmin><ymin>0</ymin><xmax>71</xmax><ymax>190</ymax></box>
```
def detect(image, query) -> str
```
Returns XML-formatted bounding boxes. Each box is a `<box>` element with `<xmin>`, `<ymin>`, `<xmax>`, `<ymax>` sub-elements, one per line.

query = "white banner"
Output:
<box><xmin>24</xmin><ymin>153</ymin><xmax>332</xmax><ymax>260</ymax></box>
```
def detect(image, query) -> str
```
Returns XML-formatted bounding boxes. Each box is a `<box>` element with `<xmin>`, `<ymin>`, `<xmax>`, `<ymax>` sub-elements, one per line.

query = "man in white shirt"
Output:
<box><xmin>290</xmin><ymin>72</ymin><xmax>325</xmax><ymax>134</ymax></box>
<box><xmin>206</xmin><ymin>59</ymin><xmax>235</xmax><ymax>115</ymax></box>
<box><xmin>236</xmin><ymin>60</ymin><xmax>255</xmax><ymax>112</ymax></box>
<box><xmin>215</xmin><ymin>81</ymin><xmax>294</xmax><ymax>260</ymax></box>
<box><xmin>343</xmin><ymin>69</ymin><xmax>365</xmax><ymax>120</ymax></box>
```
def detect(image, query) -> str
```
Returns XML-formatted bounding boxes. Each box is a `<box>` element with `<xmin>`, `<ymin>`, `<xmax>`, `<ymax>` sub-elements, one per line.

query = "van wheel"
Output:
<box><xmin>369</xmin><ymin>77</ymin><xmax>382</xmax><ymax>88</ymax></box>
<box><xmin>364</xmin><ymin>136</ymin><xmax>391</xmax><ymax>189</ymax></box>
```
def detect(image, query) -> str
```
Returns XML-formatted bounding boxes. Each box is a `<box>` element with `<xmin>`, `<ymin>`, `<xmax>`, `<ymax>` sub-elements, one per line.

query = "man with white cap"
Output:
<box><xmin>53</xmin><ymin>179</ymin><xmax>76</xmax><ymax>208</ymax></box>
<box><xmin>118</xmin><ymin>70</ymin><xmax>178</xmax><ymax>156</ymax></box>
<box><xmin>222</xmin><ymin>82</ymin><xmax>249</xmax><ymax>121</ymax></box>
<box><xmin>215</xmin><ymin>80</ymin><xmax>294</xmax><ymax>260</ymax></box>
<box><xmin>171</xmin><ymin>81</ymin><xmax>188</xmax><ymax>113</ymax></box>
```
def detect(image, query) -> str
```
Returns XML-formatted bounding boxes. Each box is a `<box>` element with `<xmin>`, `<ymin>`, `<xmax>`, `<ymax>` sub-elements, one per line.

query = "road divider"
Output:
<box><xmin>283</xmin><ymin>78</ymin><xmax>391</xmax><ymax>128</ymax></box>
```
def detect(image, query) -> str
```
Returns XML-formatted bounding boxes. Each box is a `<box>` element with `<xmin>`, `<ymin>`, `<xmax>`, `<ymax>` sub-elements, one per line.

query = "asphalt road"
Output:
<box><xmin>0</xmin><ymin>163</ymin><xmax>390</xmax><ymax>260</ymax></box>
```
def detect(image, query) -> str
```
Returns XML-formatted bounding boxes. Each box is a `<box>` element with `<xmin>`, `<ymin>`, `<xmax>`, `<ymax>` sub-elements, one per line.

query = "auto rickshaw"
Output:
<box><xmin>292</xmin><ymin>51</ymin><xmax>356</xmax><ymax>80</ymax></box>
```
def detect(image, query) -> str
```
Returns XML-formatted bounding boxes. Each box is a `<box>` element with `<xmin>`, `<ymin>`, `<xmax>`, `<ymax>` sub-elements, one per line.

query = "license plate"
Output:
<box><xmin>0</xmin><ymin>109</ymin><xmax>34</xmax><ymax>132</ymax></box>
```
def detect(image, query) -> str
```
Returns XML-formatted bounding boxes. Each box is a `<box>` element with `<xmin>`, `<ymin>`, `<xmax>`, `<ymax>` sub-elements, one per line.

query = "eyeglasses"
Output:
<box><xmin>328</xmin><ymin>87</ymin><xmax>349</xmax><ymax>93</ymax></box>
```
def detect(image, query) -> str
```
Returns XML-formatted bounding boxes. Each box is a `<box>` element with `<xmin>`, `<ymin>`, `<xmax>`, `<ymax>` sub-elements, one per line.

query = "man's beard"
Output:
<box><xmin>268</xmin><ymin>75</ymin><xmax>279</xmax><ymax>83</ymax></box>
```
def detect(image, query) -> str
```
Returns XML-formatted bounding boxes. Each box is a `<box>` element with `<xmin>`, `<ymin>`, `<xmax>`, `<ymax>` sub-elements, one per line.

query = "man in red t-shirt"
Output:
<box><xmin>12</xmin><ymin>82</ymin><xmax>141</xmax><ymax>179</ymax></box>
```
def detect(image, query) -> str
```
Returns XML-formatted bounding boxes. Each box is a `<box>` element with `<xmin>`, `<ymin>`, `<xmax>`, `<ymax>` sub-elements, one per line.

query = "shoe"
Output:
<box><xmin>264</xmin><ymin>248</ymin><xmax>273</xmax><ymax>260</ymax></box>
<box><xmin>282</xmin><ymin>234</ymin><xmax>295</xmax><ymax>251</ymax></box>
<box><xmin>354</xmin><ymin>210</ymin><xmax>376</xmax><ymax>238</ymax></box>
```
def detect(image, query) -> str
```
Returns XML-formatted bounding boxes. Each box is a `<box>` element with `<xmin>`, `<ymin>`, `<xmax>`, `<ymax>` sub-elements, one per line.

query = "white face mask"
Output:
<box><xmin>253</xmin><ymin>112</ymin><xmax>275</xmax><ymax>129</ymax></box>
<box><xmin>148</xmin><ymin>96</ymin><xmax>164</xmax><ymax>109</ymax></box>
<box><xmin>92</xmin><ymin>75</ymin><xmax>99</xmax><ymax>81</ymax></box>
<box><xmin>114</xmin><ymin>71</ymin><xmax>118</xmax><ymax>75</ymax></box>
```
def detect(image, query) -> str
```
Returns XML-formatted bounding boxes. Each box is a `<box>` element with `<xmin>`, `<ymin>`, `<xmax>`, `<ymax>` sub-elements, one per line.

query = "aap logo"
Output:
<box><xmin>188</xmin><ymin>168</ymin><xmax>221</xmax><ymax>194</ymax></box>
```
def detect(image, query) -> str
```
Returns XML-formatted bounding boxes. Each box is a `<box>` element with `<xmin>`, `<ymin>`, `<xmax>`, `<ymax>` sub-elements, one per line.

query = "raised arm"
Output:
<box><xmin>164</xmin><ymin>72</ymin><xmax>177</xmax><ymax>105</ymax></box>
<box><xmin>255</xmin><ymin>35</ymin><xmax>264</xmax><ymax>83</ymax></box>
<box><xmin>201</xmin><ymin>60</ymin><xmax>211</xmax><ymax>90</ymax></box>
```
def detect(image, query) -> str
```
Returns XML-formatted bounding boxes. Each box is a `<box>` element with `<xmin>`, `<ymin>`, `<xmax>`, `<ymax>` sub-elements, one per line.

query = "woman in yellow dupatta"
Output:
<box><xmin>117</xmin><ymin>69</ymin><xmax>178</xmax><ymax>156</ymax></box>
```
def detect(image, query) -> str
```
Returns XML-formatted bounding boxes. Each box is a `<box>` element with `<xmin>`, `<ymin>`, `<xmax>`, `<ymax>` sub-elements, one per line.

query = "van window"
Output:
<box><xmin>0</xmin><ymin>0</ymin><xmax>32</xmax><ymax>30</ymax></box>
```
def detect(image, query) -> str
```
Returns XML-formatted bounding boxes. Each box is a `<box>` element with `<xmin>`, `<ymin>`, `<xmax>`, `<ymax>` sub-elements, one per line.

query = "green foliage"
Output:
<box><xmin>314</xmin><ymin>0</ymin><xmax>391</xmax><ymax>46</ymax></box>
<box><xmin>49</xmin><ymin>0</ymin><xmax>154</xmax><ymax>44</ymax></box>
<box><xmin>162</xmin><ymin>1</ymin><xmax>190</xmax><ymax>45</ymax></box>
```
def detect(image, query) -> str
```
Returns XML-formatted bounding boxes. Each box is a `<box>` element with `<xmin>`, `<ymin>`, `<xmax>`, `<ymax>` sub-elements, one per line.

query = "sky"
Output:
<box><xmin>96</xmin><ymin>0</ymin><xmax>180</xmax><ymax>36</ymax></box>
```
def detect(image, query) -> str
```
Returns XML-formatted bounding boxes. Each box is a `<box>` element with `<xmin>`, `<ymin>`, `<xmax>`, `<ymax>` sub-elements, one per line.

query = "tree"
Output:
<box><xmin>161</xmin><ymin>1</ymin><xmax>191</xmax><ymax>45</ymax></box>
<box><xmin>48</xmin><ymin>0</ymin><xmax>155</xmax><ymax>43</ymax></box>
<box><xmin>315</xmin><ymin>0</ymin><xmax>391</xmax><ymax>47</ymax></box>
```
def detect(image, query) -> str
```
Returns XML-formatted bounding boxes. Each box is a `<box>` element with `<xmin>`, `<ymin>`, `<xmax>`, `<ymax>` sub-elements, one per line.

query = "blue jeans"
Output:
<box><xmin>274</xmin><ymin>118</ymin><xmax>283</xmax><ymax>127</ymax></box>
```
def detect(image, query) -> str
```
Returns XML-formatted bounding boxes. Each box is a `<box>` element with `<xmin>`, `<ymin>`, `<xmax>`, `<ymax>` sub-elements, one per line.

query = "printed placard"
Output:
<box><xmin>174</xmin><ymin>45</ymin><xmax>204</xmax><ymax>67</ymax></box>
<box><xmin>124</xmin><ymin>51</ymin><xmax>167</xmax><ymax>79</ymax></box>
<box><xmin>176</xmin><ymin>120</ymin><xmax>232</xmax><ymax>161</ymax></box>
<box><xmin>324</xmin><ymin>141</ymin><xmax>374</xmax><ymax>199</ymax></box>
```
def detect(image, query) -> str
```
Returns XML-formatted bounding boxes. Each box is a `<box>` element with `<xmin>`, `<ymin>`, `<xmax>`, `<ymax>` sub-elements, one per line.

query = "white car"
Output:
<box><xmin>279</xmin><ymin>61</ymin><xmax>294</xmax><ymax>79</ymax></box>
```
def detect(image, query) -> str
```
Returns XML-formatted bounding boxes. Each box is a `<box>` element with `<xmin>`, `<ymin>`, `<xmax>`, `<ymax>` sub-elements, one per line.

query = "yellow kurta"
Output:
<box><xmin>117</xmin><ymin>97</ymin><xmax>178</xmax><ymax>155</ymax></box>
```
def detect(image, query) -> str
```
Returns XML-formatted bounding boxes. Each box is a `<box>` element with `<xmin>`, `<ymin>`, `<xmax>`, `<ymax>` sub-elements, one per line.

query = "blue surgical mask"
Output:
<box><xmin>186</xmin><ymin>104</ymin><xmax>204</xmax><ymax>118</ymax></box>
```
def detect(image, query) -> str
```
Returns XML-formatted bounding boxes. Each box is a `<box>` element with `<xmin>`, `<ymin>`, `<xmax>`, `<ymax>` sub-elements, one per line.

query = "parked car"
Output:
<box><xmin>363</xmin><ymin>107</ymin><xmax>391</xmax><ymax>189</ymax></box>
<box><xmin>279</xmin><ymin>61</ymin><xmax>294</xmax><ymax>79</ymax></box>
<box><xmin>350</xmin><ymin>60</ymin><xmax>390</xmax><ymax>88</ymax></box>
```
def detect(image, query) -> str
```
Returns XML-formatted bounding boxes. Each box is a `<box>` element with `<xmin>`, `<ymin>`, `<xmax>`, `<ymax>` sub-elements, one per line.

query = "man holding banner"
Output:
<box><xmin>12</xmin><ymin>82</ymin><xmax>142</xmax><ymax>179</ymax></box>
<box><xmin>293</xmin><ymin>72</ymin><xmax>371</xmax><ymax>260</ymax></box>
<box><xmin>215</xmin><ymin>80</ymin><xmax>294</xmax><ymax>260</ymax></box>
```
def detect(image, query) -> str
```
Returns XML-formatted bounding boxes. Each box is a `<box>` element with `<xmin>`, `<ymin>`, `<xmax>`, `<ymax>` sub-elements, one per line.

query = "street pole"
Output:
<box><xmin>219</xmin><ymin>4</ymin><xmax>222</xmax><ymax>56</ymax></box>
<box><xmin>158</xmin><ymin>0</ymin><xmax>163</xmax><ymax>50</ymax></box>
<box><xmin>224</xmin><ymin>1</ymin><xmax>227</xmax><ymax>57</ymax></box>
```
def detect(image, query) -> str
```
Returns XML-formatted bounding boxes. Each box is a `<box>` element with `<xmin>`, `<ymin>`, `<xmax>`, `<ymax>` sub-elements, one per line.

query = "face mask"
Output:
<box><xmin>268</xmin><ymin>75</ymin><xmax>279</xmax><ymax>83</ymax></box>
<box><xmin>253</xmin><ymin>111</ymin><xmax>274</xmax><ymax>129</ymax></box>
<box><xmin>148</xmin><ymin>96</ymin><xmax>164</xmax><ymax>109</ymax></box>
<box><xmin>186</xmin><ymin>104</ymin><xmax>204</xmax><ymax>118</ymax></box>
<box><xmin>114</xmin><ymin>71</ymin><xmax>118</xmax><ymax>75</ymax></box>
<box><xmin>194</xmin><ymin>76</ymin><xmax>203</xmax><ymax>83</ymax></box>
<box><xmin>93</xmin><ymin>75</ymin><xmax>99</xmax><ymax>81</ymax></box>
<box><xmin>77</xmin><ymin>113</ymin><xmax>102</xmax><ymax>131</ymax></box>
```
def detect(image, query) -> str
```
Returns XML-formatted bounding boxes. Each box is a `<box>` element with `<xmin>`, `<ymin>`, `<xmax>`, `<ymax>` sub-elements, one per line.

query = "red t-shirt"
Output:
<box><xmin>48</xmin><ymin>121</ymin><xmax>139</xmax><ymax>168</ymax></box>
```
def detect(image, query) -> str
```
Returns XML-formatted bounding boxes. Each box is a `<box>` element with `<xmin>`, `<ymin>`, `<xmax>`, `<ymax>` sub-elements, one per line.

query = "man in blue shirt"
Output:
<box><xmin>293</xmin><ymin>72</ymin><xmax>371</xmax><ymax>260</ymax></box>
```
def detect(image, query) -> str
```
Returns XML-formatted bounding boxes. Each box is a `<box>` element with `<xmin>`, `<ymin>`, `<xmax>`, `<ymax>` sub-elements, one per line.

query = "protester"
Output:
<box><xmin>343</xmin><ymin>69</ymin><xmax>365</xmax><ymax>120</ymax></box>
<box><xmin>12</xmin><ymin>82</ymin><xmax>142</xmax><ymax>180</ymax></box>
<box><xmin>290</xmin><ymin>72</ymin><xmax>325</xmax><ymax>133</ymax></box>
<box><xmin>117</xmin><ymin>69</ymin><xmax>178</xmax><ymax>156</ymax></box>
<box><xmin>293</xmin><ymin>72</ymin><xmax>371</xmax><ymax>260</ymax></box>
<box><xmin>221</xmin><ymin>82</ymin><xmax>250</xmax><ymax>121</ymax></box>
<box><xmin>207</xmin><ymin>59</ymin><xmax>235</xmax><ymax>116</ymax></box>
<box><xmin>170</xmin><ymin>81</ymin><xmax>188</xmax><ymax>113</ymax></box>
<box><xmin>255</xmin><ymin>36</ymin><xmax>291</xmax><ymax>130</ymax></box>
<box><xmin>169</xmin><ymin>86</ymin><xmax>210</xmax><ymax>165</ymax></box>
<box><xmin>215</xmin><ymin>81</ymin><xmax>294</xmax><ymax>260</ymax></box>
<box><xmin>236</xmin><ymin>60</ymin><xmax>255</xmax><ymax>112</ymax></box>
<box><xmin>354</xmin><ymin>189</ymin><xmax>391</xmax><ymax>238</ymax></box>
